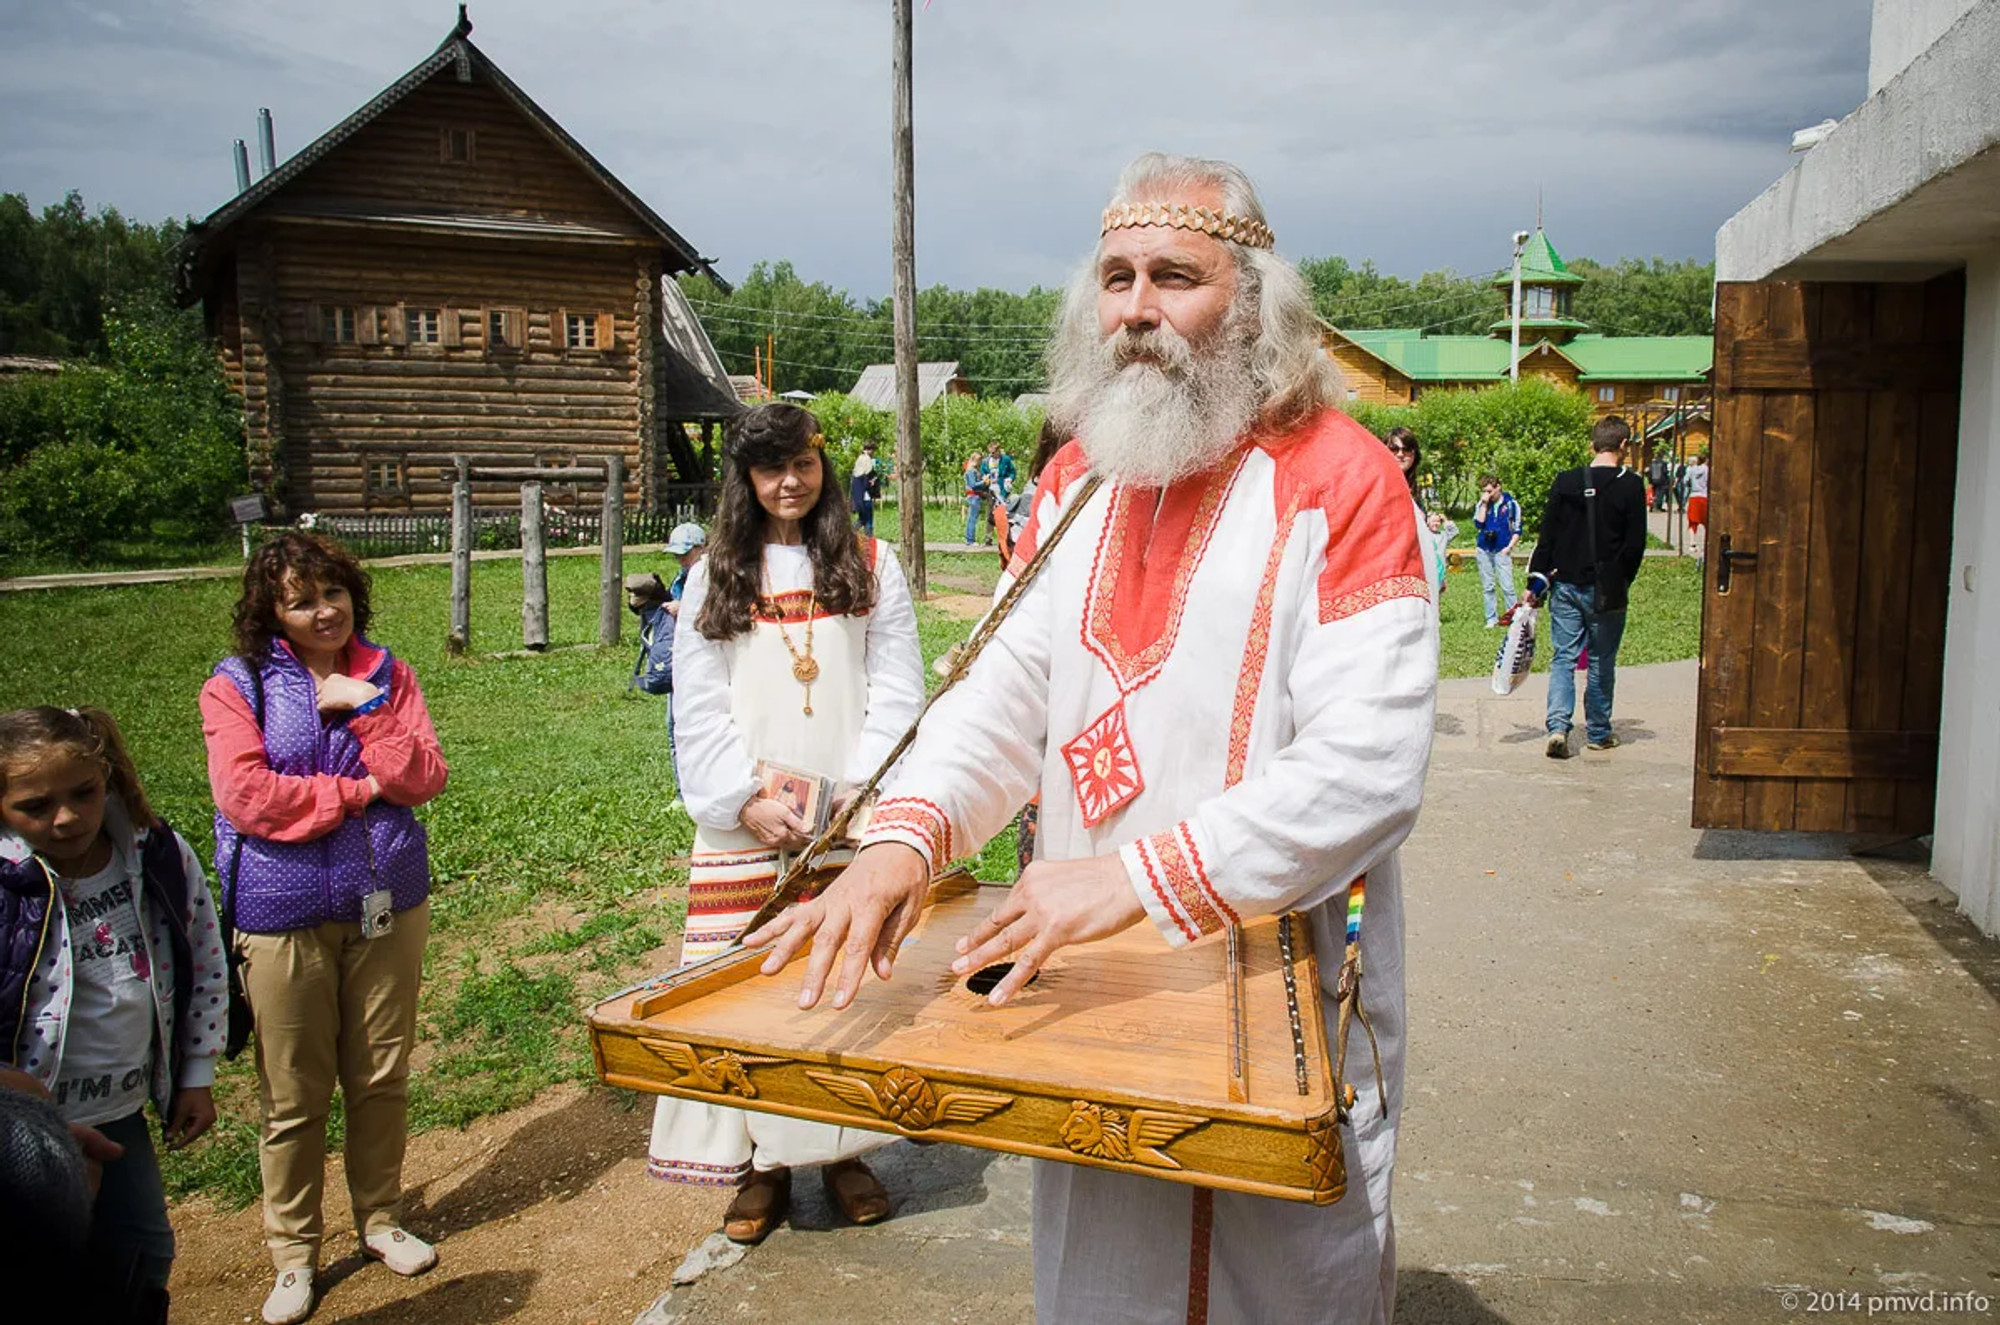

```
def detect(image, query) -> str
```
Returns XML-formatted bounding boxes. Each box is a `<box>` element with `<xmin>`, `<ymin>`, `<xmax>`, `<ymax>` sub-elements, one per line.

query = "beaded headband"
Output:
<box><xmin>1100</xmin><ymin>201</ymin><xmax>1275</xmax><ymax>250</ymax></box>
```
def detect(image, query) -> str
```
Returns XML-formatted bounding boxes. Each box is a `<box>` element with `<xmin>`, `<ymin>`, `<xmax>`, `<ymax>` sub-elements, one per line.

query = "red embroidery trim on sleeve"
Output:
<box><xmin>866</xmin><ymin>797</ymin><xmax>955</xmax><ymax>864</ymax></box>
<box><xmin>1134</xmin><ymin>835</ymin><xmax>1201</xmax><ymax>944</ymax></box>
<box><xmin>1144</xmin><ymin>826</ymin><xmax>1224</xmax><ymax>939</ymax></box>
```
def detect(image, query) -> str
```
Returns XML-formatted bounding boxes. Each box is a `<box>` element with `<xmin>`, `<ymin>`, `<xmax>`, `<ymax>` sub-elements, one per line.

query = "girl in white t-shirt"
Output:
<box><xmin>0</xmin><ymin>705</ymin><xmax>227</xmax><ymax>1312</ymax></box>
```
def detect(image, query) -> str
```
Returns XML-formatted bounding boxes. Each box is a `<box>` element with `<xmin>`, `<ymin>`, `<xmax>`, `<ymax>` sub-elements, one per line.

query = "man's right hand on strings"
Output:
<box><xmin>742</xmin><ymin>841</ymin><xmax>929</xmax><ymax>1010</ymax></box>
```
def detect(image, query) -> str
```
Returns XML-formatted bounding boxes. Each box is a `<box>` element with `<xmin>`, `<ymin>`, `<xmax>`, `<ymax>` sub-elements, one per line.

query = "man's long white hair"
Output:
<box><xmin>1045</xmin><ymin>153</ymin><xmax>1341</xmax><ymax>485</ymax></box>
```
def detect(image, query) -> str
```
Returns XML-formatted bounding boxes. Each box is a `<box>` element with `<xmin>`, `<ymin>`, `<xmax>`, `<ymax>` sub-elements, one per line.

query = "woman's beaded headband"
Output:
<box><xmin>1100</xmin><ymin>202</ymin><xmax>1275</xmax><ymax>250</ymax></box>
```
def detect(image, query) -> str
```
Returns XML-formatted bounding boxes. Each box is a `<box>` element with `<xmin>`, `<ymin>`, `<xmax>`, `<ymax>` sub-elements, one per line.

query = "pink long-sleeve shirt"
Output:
<box><xmin>200</xmin><ymin>641</ymin><xmax>448</xmax><ymax>842</ymax></box>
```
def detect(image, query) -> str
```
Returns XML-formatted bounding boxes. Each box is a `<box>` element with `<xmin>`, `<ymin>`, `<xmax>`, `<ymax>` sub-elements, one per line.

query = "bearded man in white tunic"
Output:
<box><xmin>747</xmin><ymin>153</ymin><xmax>1437</xmax><ymax>1324</ymax></box>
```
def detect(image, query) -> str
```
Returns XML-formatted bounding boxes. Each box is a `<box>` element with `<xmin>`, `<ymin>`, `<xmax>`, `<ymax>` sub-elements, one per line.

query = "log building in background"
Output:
<box><xmin>172</xmin><ymin>9</ymin><xmax>740</xmax><ymax>517</ymax></box>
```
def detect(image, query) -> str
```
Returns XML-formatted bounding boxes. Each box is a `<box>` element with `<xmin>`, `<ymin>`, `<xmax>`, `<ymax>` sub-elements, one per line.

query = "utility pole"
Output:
<box><xmin>1509</xmin><ymin>229</ymin><xmax>1528</xmax><ymax>384</ymax></box>
<box><xmin>890</xmin><ymin>0</ymin><xmax>926</xmax><ymax>598</ymax></box>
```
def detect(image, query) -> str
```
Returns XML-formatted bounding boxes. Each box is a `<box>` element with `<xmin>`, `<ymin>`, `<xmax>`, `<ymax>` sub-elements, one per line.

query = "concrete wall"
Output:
<box><xmin>1720</xmin><ymin>0</ymin><xmax>2000</xmax><ymax>284</ymax></box>
<box><xmin>1870</xmin><ymin>0</ymin><xmax>1981</xmax><ymax>94</ymax></box>
<box><xmin>1931</xmin><ymin>250</ymin><xmax>2000</xmax><ymax>937</ymax></box>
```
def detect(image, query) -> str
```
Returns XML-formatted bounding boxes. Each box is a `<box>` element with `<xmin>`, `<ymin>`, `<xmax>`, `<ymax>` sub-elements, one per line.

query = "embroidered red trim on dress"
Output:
<box><xmin>688</xmin><ymin>856</ymin><xmax>780</xmax><ymax>876</ymax></box>
<box><xmin>1320</xmin><ymin>574</ymin><xmax>1431</xmax><ymax>624</ymax></box>
<box><xmin>867</xmin><ymin>798</ymin><xmax>955</xmax><ymax>864</ymax></box>
<box><xmin>1145</xmin><ymin>827</ymin><xmax>1224</xmax><ymax>938</ymax></box>
<box><xmin>754</xmin><ymin>589</ymin><xmax>869</xmax><ymax>625</ymax></box>
<box><xmin>687</xmin><ymin>881</ymin><xmax>781</xmax><ymax>912</ymax></box>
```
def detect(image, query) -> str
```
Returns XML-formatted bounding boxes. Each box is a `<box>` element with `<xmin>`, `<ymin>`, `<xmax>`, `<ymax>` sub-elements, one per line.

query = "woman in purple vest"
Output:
<box><xmin>199</xmin><ymin>532</ymin><xmax>448</xmax><ymax>1325</ymax></box>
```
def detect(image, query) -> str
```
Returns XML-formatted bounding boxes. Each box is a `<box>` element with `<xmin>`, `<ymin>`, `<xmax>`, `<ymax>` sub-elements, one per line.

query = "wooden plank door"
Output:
<box><xmin>1693</xmin><ymin>274</ymin><xmax>1964</xmax><ymax>833</ymax></box>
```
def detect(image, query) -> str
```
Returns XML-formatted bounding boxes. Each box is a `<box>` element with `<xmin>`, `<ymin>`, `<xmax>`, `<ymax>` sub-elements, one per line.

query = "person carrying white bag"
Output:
<box><xmin>1490</xmin><ymin>600</ymin><xmax>1537</xmax><ymax>695</ymax></box>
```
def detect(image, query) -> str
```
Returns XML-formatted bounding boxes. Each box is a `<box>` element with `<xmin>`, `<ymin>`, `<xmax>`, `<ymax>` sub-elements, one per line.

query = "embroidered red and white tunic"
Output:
<box><xmin>861</xmin><ymin>408</ymin><xmax>1437</xmax><ymax>1324</ymax></box>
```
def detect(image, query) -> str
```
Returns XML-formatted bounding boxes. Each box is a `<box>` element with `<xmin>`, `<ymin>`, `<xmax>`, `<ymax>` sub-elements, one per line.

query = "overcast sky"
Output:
<box><xmin>0</xmin><ymin>0</ymin><xmax>1873</xmax><ymax>296</ymax></box>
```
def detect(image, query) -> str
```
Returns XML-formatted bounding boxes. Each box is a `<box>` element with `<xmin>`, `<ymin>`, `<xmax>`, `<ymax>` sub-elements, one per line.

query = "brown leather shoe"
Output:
<box><xmin>821</xmin><ymin>1158</ymin><xmax>891</xmax><ymax>1226</ymax></box>
<box><xmin>723</xmin><ymin>1167</ymin><xmax>791</xmax><ymax>1244</ymax></box>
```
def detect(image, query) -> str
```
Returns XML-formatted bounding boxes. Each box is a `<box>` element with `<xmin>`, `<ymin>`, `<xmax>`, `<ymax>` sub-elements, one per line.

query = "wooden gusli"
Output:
<box><xmin>588</xmin><ymin>869</ymin><xmax>1349</xmax><ymax>1203</ymax></box>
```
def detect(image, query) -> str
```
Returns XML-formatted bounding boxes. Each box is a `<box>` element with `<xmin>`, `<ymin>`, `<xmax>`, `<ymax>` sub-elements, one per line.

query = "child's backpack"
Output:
<box><xmin>634</xmin><ymin>603</ymin><xmax>674</xmax><ymax>695</ymax></box>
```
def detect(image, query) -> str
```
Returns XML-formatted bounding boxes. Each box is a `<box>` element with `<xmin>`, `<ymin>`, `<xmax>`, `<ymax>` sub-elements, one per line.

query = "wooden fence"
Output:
<box><xmin>285</xmin><ymin>485</ymin><xmax>717</xmax><ymax>558</ymax></box>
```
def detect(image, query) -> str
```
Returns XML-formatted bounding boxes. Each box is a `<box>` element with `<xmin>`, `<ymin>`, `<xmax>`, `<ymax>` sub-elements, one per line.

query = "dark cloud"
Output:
<box><xmin>0</xmin><ymin>0</ymin><xmax>1871</xmax><ymax>289</ymax></box>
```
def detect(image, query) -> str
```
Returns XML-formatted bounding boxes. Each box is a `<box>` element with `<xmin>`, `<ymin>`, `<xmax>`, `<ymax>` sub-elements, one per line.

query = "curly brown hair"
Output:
<box><xmin>232</xmin><ymin>531</ymin><xmax>374</xmax><ymax>659</ymax></box>
<box><xmin>697</xmin><ymin>403</ymin><xmax>874</xmax><ymax>641</ymax></box>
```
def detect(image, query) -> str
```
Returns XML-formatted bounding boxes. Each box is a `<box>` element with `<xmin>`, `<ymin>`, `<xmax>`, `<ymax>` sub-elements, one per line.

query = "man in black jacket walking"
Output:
<box><xmin>1523</xmin><ymin>415</ymin><xmax>1648</xmax><ymax>758</ymax></box>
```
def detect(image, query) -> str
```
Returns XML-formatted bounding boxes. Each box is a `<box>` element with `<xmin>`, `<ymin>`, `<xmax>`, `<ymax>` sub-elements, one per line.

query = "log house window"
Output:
<box><xmin>440</xmin><ymin>127</ymin><xmax>476</xmax><ymax>164</ymax></box>
<box><xmin>564</xmin><ymin>311</ymin><xmax>604</xmax><ymax>350</ymax></box>
<box><xmin>1662</xmin><ymin>385</ymin><xmax>1682</xmax><ymax>402</ymax></box>
<box><xmin>366</xmin><ymin>457</ymin><xmax>406</xmax><ymax>497</ymax></box>
<box><xmin>1597</xmin><ymin>386</ymin><xmax>1617</xmax><ymax>403</ymax></box>
<box><xmin>488</xmin><ymin>307</ymin><xmax>524</xmax><ymax>352</ymax></box>
<box><xmin>319</xmin><ymin>305</ymin><xmax>358</xmax><ymax>344</ymax></box>
<box><xmin>406</xmin><ymin>307</ymin><xmax>442</xmax><ymax>346</ymax></box>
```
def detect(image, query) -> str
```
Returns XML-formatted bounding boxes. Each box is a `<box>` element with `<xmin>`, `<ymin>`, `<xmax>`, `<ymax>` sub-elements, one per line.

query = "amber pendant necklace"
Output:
<box><xmin>764</xmin><ymin>565</ymin><xmax>818</xmax><ymax>716</ymax></box>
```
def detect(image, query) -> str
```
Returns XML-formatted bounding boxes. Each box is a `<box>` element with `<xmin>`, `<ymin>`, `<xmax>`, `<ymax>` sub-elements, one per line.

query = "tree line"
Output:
<box><xmin>0</xmin><ymin>192</ymin><xmax>240</xmax><ymax>561</ymax></box>
<box><xmin>685</xmin><ymin>254</ymin><xmax>1716</xmax><ymax>402</ymax></box>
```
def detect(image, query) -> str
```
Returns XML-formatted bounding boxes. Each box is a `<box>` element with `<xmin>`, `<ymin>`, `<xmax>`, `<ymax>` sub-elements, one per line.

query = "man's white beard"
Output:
<box><xmin>1058</xmin><ymin>324</ymin><xmax>1260</xmax><ymax>488</ymax></box>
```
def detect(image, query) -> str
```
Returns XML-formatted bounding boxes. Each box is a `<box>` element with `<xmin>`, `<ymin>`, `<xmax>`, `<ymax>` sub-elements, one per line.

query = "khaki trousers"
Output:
<box><xmin>238</xmin><ymin>900</ymin><xmax>429</xmax><ymax>1270</ymax></box>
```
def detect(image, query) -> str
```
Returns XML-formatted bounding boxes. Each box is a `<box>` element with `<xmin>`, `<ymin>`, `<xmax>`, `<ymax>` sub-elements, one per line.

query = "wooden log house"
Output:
<box><xmin>172</xmin><ymin>8</ymin><xmax>740</xmax><ymax>517</ymax></box>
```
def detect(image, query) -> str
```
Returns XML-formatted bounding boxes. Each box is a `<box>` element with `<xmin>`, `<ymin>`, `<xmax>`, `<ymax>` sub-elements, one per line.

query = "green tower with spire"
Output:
<box><xmin>1490</xmin><ymin>227</ymin><xmax>1588</xmax><ymax>344</ymax></box>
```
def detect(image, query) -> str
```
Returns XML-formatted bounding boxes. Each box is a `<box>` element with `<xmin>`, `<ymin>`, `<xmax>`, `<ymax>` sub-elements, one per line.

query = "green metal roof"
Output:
<box><xmin>1490</xmin><ymin>228</ymin><xmax>1585</xmax><ymax>288</ymax></box>
<box><xmin>1336</xmin><ymin>327</ymin><xmax>1711</xmax><ymax>384</ymax></box>
<box><xmin>1564</xmin><ymin>335</ymin><xmax>1713</xmax><ymax>382</ymax></box>
<box><xmin>1342</xmin><ymin>330</ymin><xmax>1510</xmax><ymax>381</ymax></box>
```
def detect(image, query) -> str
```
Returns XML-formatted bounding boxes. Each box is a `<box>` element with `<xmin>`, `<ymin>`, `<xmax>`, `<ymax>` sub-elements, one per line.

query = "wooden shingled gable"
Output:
<box><xmin>174</xmin><ymin>6</ymin><xmax>725</xmax><ymax>304</ymax></box>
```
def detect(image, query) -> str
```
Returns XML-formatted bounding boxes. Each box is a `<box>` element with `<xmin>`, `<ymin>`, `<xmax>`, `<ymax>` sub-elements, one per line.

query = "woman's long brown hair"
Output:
<box><xmin>0</xmin><ymin>706</ymin><xmax>159</xmax><ymax>829</ymax></box>
<box><xmin>697</xmin><ymin>403</ymin><xmax>874</xmax><ymax>641</ymax></box>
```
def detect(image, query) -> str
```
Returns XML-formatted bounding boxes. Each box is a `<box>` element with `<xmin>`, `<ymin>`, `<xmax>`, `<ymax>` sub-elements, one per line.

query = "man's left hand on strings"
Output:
<box><xmin>951</xmin><ymin>854</ymin><xmax>1145</xmax><ymax>1005</ymax></box>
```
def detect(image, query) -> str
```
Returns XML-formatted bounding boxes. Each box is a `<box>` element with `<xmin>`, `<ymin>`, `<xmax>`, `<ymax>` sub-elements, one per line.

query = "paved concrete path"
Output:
<box><xmin>636</xmin><ymin>659</ymin><xmax>1999</xmax><ymax>1324</ymax></box>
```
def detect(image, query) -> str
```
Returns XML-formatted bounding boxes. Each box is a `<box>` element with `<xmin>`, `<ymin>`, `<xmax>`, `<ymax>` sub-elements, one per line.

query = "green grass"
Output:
<box><xmin>1435</xmin><ymin>554</ymin><xmax>1703</xmax><ymax>679</ymax></box>
<box><xmin>0</xmin><ymin>553</ymin><xmax>1017</xmax><ymax>1206</ymax></box>
<box><xmin>0</xmin><ymin>530</ymin><xmax>245</xmax><ymax>579</ymax></box>
<box><xmin>876</xmin><ymin>500</ymin><xmax>999</xmax><ymax>546</ymax></box>
<box><xmin>0</xmin><ymin>542</ymin><xmax>1698</xmax><ymax>1204</ymax></box>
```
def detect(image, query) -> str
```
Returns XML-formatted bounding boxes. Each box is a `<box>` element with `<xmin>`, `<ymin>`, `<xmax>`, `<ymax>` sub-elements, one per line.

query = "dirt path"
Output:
<box><xmin>168</xmin><ymin>1084</ymin><xmax>727</xmax><ymax>1325</ymax></box>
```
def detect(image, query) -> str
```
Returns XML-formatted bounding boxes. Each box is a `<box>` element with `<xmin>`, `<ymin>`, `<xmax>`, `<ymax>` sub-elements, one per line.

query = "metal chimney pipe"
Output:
<box><xmin>233</xmin><ymin>139</ymin><xmax>251</xmax><ymax>193</ymax></box>
<box><xmin>257</xmin><ymin>108</ymin><xmax>275</xmax><ymax>177</ymax></box>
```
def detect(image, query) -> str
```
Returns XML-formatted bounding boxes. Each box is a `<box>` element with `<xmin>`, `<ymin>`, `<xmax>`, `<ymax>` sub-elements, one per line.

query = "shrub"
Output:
<box><xmin>0</xmin><ymin>437</ymin><xmax>145</xmax><ymax>555</ymax></box>
<box><xmin>1344</xmin><ymin>379</ymin><xmax>1594</xmax><ymax>524</ymax></box>
<box><xmin>806</xmin><ymin>390</ymin><xmax>1043</xmax><ymax>500</ymax></box>
<box><xmin>0</xmin><ymin>302</ymin><xmax>243</xmax><ymax>557</ymax></box>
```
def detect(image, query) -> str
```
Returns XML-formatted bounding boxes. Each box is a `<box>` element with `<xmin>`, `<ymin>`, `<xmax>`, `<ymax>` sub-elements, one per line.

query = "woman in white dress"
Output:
<box><xmin>652</xmin><ymin>402</ymin><xmax>924</xmax><ymax>1242</ymax></box>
